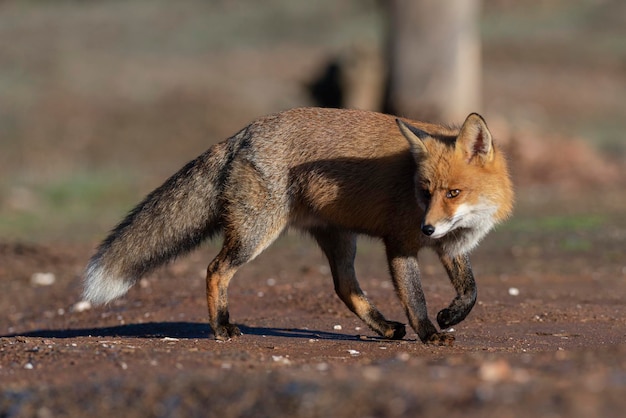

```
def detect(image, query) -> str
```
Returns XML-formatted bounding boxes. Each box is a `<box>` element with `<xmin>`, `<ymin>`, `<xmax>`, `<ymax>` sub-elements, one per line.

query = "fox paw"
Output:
<box><xmin>437</xmin><ymin>307</ymin><xmax>472</xmax><ymax>329</ymax></box>
<box><xmin>425</xmin><ymin>332</ymin><xmax>455</xmax><ymax>347</ymax></box>
<box><xmin>437</xmin><ymin>308</ymin><xmax>458</xmax><ymax>329</ymax></box>
<box><xmin>214</xmin><ymin>323</ymin><xmax>242</xmax><ymax>341</ymax></box>
<box><xmin>371</xmin><ymin>319</ymin><xmax>406</xmax><ymax>340</ymax></box>
<box><xmin>382</xmin><ymin>321</ymin><xmax>406</xmax><ymax>340</ymax></box>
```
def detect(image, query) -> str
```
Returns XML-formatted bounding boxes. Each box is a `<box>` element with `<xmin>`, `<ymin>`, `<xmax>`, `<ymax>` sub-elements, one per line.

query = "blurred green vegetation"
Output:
<box><xmin>503</xmin><ymin>214</ymin><xmax>606</xmax><ymax>233</ymax></box>
<box><xmin>0</xmin><ymin>170</ymin><xmax>141</xmax><ymax>242</ymax></box>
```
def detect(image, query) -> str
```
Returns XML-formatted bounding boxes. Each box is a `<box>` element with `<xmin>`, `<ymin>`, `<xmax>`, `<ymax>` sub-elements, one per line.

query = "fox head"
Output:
<box><xmin>397</xmin><ymin>114</ymin><xmax>513</xmax><ymax>252</ymax></box>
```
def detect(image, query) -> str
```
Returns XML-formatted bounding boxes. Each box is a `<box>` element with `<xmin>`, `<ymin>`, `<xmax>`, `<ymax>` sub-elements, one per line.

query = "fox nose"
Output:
<box><xmin>421</xmin><ymin>224</ymin><xmax>435</xmax><ymax>236</ymax></box>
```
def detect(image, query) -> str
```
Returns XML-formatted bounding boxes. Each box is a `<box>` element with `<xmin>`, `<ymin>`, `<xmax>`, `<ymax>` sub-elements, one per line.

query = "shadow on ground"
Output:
<box><xmin>2</xmin><ymin>322</ymin><xmax>381</xmax><ymax>341</ymax></box>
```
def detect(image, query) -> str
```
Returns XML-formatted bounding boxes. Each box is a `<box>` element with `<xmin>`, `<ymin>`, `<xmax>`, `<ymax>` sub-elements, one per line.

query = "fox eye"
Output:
<box><xmin>446</xmin><ymin>189</ymin><xmax>461</xmax><ymax>198</ymax></box>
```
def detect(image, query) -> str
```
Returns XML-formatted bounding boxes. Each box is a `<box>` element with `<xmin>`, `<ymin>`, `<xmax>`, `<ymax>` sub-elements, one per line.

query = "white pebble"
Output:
<box><xmin>271</xmin><ymin>355</ymin><xmax>292</xmax><ymax>365</ymax></box>
<box><xmin>333</xmin><ymin>324</ymin><xmax>342</xmax><ymax>330</ymax></box>
<box><xmin>31</xmin><ymin>272</ymin><xmax>56</xmax><ymax>286</ymax></box>
<box><xmin>362</xmin><ymin>366</ymin><xmax>382</xmax><ymax>381</ymax></box>
<box><xmin>162</xmin><ymin>337</ymin><xmax>179</xmax><ymax>342</ymax></box>
<box><xmin>24</xmin><ymin>362</ymin><xmax>34</xmax><ymax>370</ymax></box>
<box><xmin>347</xmin><ymin>349</ymin><xmax>360</xmax><ymax>356</ymax></box>
<box><xmin>479</xmin><ymin>360</ymin><xmax>512</xmax><ymax>383</ymax></box>
<box><xmin>72</xmin><ymin>300</ymin><xmax>92</xmax><ymax>312</ymax></box>
<box><xmin>396</xmin><ymin>352</ymin><xmax>411</xmax><ymax>362</ymax></box>
<box><xmin>316</xmin><ymin>362</ymin><xmax>329</xmax><ymax>371</ymax></box>
<box><xmin>508</xmin><ymin>287</ymin><xmax>520</xmax><ymax>296</ymax></box>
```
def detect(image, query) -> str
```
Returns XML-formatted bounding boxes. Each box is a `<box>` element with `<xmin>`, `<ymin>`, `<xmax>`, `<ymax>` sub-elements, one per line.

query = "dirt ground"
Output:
<box><xmin>1</xmin><ymin>193</ymin><xmax>625</xmax><ymax>417</ymax></box>
<box><xmin>1</xmin><ymin>1</ymin><xmax>625</xmax><ymax>417</ymax></box>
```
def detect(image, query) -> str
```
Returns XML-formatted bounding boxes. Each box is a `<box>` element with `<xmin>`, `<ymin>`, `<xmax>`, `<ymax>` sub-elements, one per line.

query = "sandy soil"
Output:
<box><xmin>1</xmin><ymin>203</ymin><xmax>625</xmax><ymax>417</ymax></box>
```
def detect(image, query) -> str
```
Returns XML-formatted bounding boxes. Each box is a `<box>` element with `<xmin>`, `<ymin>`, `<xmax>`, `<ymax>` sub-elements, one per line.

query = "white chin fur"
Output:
<box><xmin>443</xmin><ymin>226</ymin><xmax>492</xmax><ymax>256</ymax></box>
<box><xmin>433</xmin><ymin>202</ymin><xmax>498</xmax><ymax>256</ymax></box>
<box><xmin>83</xmin><ymin>264</ymin><xmax>132</xmax><ymax>305</ymax></box>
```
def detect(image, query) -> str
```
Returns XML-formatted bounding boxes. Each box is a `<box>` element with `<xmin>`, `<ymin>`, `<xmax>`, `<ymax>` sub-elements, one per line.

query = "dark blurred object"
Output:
<box><xmin>308</xmin><ymin>43</ymin><xmax>386</xmax><ymax>112</ymax></box>
<box><xmin>309</xmin><ymin>61</ymin><xmax>343</xmax><ymax>109</ymax></box>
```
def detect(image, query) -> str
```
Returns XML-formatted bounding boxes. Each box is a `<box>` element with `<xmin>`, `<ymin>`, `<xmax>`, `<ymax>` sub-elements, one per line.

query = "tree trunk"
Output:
<box><xmin>385</xmin><ymin>0</ymin><xmax>482</xmax><ymax>122</ymax></box>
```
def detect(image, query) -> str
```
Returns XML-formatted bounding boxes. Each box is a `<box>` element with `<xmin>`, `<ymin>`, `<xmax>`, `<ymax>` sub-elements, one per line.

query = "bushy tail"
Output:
<box><xmin>83</xmin><ymin>141</ymin><xmax>232</xmax><ymax>305</ymax></box>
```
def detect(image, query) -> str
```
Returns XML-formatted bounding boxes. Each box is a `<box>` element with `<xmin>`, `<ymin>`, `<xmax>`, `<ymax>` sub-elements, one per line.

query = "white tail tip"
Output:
<box><xmin>83</xmin><ymin>264</ymin><xmax>133</xmax><ymax>305</ymax></box>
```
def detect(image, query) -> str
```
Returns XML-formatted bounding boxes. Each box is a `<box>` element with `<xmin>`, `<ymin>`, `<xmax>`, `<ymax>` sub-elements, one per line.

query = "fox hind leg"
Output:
<box><xmin>206</xmin><ymin>252</ymin><xmax>241</xmax><ymax>340</ymax></box>
<box><xmin>310</xmin><ymin>227</ymin><xmax>406</xmax><ymax>340</ymax></box>
<box><xmin>206</xmin><ymin>205</ymin><xmax>287</xmax><ymax>340</ymax></box>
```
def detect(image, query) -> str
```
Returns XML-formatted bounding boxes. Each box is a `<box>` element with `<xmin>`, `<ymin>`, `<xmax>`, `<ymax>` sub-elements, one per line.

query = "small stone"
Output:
<box><xmin>162</xmin><ymin>337</ymin><xmax>179</xmax><ymax>342</ymax></box>
<box><xmin>31</xmin><ymin>272</ymin><xmax>56</xmax><ymax>286</ymax></box>
<box><xmin>271</xmin><ymin>355</ymin><xmax>292</xmax><ymax>365</ymax></box>
<box><xmin>316</xmin><ymin>362</ymin><xmax>329</xmax><ymax>371</ymax></box>
<box><xmin>508</xmin><ymin>287</ymin><xmax>520</xmax><ymax>296</ymax></box>
<box><xmin>362</xmin><ymin>366</ymin><xmax>382</xmax><ymax>381</ymax></box>
<box><xmin>72</xmin><ymin>300</ymin><xmax>92</xmax><ymax>312</ymax></box>
<box><xmin>396</xmin><ymin>352</ymin><xmax>411</xmax><ymax>362</ymax></box>
<box><xmin>479</xmin><ymin>359</ymin><xmax>512</xmax><ymax>383</ymax></box>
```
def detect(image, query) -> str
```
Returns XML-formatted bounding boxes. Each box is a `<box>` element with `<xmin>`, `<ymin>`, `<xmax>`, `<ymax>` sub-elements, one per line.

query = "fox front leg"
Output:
<box><xmin>436</xmin><ymin>252</ymin><xmax>477</xmax><ymax>329</ymax></box>
<box><xmin>385</xmin><ymin>242</ymin><xmax>454</xmax><ymax>346</ymax></box>
<box><xmin>310</xmin><ymin>227</ymin><xmax>406</xmax><ymax>340</ymax></box>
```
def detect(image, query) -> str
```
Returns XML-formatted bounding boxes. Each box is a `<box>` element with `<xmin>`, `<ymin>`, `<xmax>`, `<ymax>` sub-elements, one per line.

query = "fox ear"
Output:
<box><xmin>396</xmin><ymin>119</ymin><xmax>429</xmax><ymax>159</ymax></box>
<box><xmin>456</xmin><ymin>113</ymin><xmax>494</xmax><ymax>164</ymax></box>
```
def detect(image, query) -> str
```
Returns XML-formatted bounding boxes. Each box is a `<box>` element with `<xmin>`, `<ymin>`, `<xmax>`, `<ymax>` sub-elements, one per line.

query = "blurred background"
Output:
<box><xmin>0</xmin><ymin>0</ymin><xmax>624</xmax><ymax>242</ymax></box>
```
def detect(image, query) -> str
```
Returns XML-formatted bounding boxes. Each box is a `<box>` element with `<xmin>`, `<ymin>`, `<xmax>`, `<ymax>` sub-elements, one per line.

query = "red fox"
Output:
<box><xmin>84</xmin><ymin>107</ymin><xmax>513</xmax><ymax>345</ymax></box>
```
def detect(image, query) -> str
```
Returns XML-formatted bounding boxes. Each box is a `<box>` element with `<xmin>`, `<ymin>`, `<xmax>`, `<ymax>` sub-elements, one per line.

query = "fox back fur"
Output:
<box><xmin>84</xmin><ymin>107</ymin><xmax>513</xmax><ymax>345</ymax></box>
